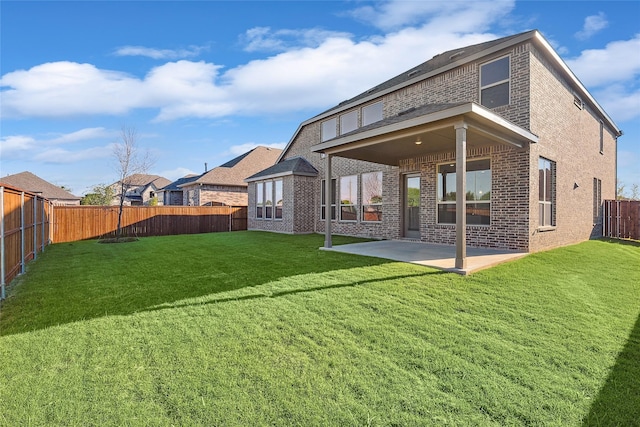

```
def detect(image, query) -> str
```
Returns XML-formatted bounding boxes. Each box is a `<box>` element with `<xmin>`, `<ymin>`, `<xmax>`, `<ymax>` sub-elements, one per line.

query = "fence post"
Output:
<box><xmin>42</xmin><ymin>197</ymin><xmax>46</xmax><ymax>251</ymax></box>
<box><xmin>1</xmin><ymin>187</ymin><xmax>5</xmax><ymax>300</ymax></box>
<box><xmin>33</xmin><ymin>195</ymin><xmax>38</xmax><ymax>260</ymax></box>
<box><xmin>21</xmin><ymin>191</ymin><xmax>26</xmax><ymax>274</ymax></box>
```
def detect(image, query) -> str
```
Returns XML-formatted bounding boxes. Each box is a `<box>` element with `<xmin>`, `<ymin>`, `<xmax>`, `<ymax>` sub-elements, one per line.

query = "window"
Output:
<box><xmin>256</xmin><ymin>179</ymin><xmax>283</xmax><ymax>220</ymax></box>
<box><xmin>480</xmin><ymin>56</ymin><xmax>510</xmax><ymax>108</ymax></box>
<box><xmin>321</xmin><ymin>179</ymin><xmax>336</xmax><ymax>220</ymax></box>
<box><xmin>362</xmin><ymin>102</ymin><xmax>383</xmax><ymax>126</ymax></box>
<box><xmin>340</xmin><ymin>111</ymin><xmax>358</xmax><ymax>135</ymax></box>
<box><xmin>256</xmin><ymin>183</ymin><xmax>263</xmax><ymax>218</ymax></box>
<box><xmin>437</xmin><ymin>159</ymin><xmax>491</xmax><ymax>225</ymax></box>
<box><xmin>321</xmin><ymin>118</ymin><xmax>337</xmax><ymax>142</ymax></box>
<box><xmin>593</xmin><ymin>178</ymin><xmax>602</xmax><ymax>224</ymax></box>
<box><xmin>264</xmin><ymin>181</ymin><xmax>273</xmax><ymax>219</ymax></box>
<box><xmin>340</xmin><ymin>175</ymin><xmax>358</xmax><ymax>221</ymax></box>
<box><xmin>539</xmin><ymin>157</ymin><xmax>555</xmax><ymax>227</ymax></box>
<box><xmin>599</xmin><ymin>121</ymin><xmax>604</xmax><ymax>154</ymax></box>
<box><xmin>275</xmin><ymin>180</ymin><xmax>283</xmax><ymax>219</ymax></box>
<box><xmin>362</xmin><ymin>171</ymin><xmax>382</xmax><ymax>222</ymax></box>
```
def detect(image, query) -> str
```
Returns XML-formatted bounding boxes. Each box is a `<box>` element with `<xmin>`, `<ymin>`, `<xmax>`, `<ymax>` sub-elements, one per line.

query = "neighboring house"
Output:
<box><xmin>0</xmin><ymin>171</ymin><xmax>81</xmax><ymax>205</ymax></box>
<box><xmin>179</xmin><ymin>146</ymin><xmax>282</xmax><ymax>206</ymax></box>
<box><xmin>156</xmin><ymin>174</ymin><xmax>202</xmax><ymax>206</ymax></box>
<box><xmin>246</xmin><ymin>30</ymin><xmax>621</xmax><ymax>268</ymax></box>
<box><xmin>110</xmin><ymin>174</ymin><xmax>171</xmax><ymax>206</ymax></box>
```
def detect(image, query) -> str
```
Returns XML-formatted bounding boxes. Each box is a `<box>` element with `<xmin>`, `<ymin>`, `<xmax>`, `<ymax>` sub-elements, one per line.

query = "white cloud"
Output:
<box><xmin>565</xmin><ymin>35</ymin><xmax>640</xmax><ymax>87</ymax></box>
<box><xmin>347</xmin><ymin>0</ymin><xmax>515</xmax><ymax>31</ymax></box>
<box><xmin>575</xmin><ymin>12</ymin><xmax>608</xmax><ymax>41</ymax></box>
<box><xmin>0</xmin><ymin>128</ymin><xmax>116</xmax><ymax>162</ymax></box>
<box><xmin>114</xmin><ymin>45</ymin><xmax>208</xmax><ymax>59</ymax></box>
<box><xmin>241</xmin><ymin>27</ymin><xmax>353</xmax><ymax>52</ymax></box>
<box><xmin>594</xmin><ymin>84</ymin><xmax>640</xmax><ymax>122</ymax></box>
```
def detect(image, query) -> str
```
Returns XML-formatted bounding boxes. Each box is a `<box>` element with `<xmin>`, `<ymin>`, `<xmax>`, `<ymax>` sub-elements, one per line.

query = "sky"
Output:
<box><xmin>1</xmin><ymin>0</ymin><xmax>639</xmax><ymax>197</ymax></box>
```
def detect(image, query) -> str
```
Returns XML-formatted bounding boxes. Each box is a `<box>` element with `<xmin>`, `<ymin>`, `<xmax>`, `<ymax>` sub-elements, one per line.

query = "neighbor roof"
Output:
<box><xmin>0</xmin><ymin>171</ymin><xmax>81</xmax><ymax>201</ymax></box>
<box><xmin>118</xmin><ymin>174</ymin><xmax>171</xmax><ymax>189</ymax></box>
<box><xmin>181</xmin><ymin>146</ymin><xmax>282</xmax><ymax>188</ymax></box>
<box><xmin>159</xmin><ymin>174</ymin><xmax>202</xmax><ymax>191</ymax></box>
<box><xmin>245</xmin><ymin>156</ymin><xmax>318</xmax><ymax>182</ymax></box>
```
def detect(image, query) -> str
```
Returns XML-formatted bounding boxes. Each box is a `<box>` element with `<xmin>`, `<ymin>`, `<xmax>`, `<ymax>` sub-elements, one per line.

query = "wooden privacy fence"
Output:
<box><xmin>53</xmin><ymin>205</ymin><xmax>248</xmax><ymax>243</ymax></box>
<box><xmin>604</xmin><ymin>200</ymin><xmax>640</xmax><ymax>240</ymax></box>
<box><xmin>1</xmin><ymin>184</ymin><xmax>53</xmax><ymax>297</ymax></box>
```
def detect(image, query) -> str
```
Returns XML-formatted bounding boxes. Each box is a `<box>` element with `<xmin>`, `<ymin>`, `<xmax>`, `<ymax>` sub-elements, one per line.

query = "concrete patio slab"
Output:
<box><xmin>321</xmin><ymin>240</ymin><xmax>528</xmax><ymax>275</ymax></box>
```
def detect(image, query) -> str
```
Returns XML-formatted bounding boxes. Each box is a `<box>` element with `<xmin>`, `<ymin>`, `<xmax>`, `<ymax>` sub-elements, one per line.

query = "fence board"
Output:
<box><xmin>1</xmin><ymin>184</ymin><xmax>53</xmax><ymax>293</ymax></box>
<box><xmin>52</xmin><ymin>205</ymin><xmax>248</xmax><ymax>243</ymax></box>
<box><xmin>604</xmin><ymin>200</ymin><xmax>640</xmax><ymax>240</ymax></box>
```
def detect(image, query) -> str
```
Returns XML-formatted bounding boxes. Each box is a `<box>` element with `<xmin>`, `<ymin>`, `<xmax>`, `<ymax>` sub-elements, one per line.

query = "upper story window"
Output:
<box><xmin>340</xmin><ymin>111</ymin><xmax>358</xmax><ymax>135</ymax></box>
<box><xmin>480</xmin><ymin>56</ymin><xmax>510</xmax><ymax>108</ymax></box>
<box><xmin>362</xmin><ymin>102</ymin><xmax>383</xmax><ymax>126</ymax></box>
<box><xmin>321</xmin><ymin>118</ymin><xmax>337</xmax><ymax>142</ymax></box>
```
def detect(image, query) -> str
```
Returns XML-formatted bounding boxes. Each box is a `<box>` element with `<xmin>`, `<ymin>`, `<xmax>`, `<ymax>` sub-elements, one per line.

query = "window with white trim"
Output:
<box><xmin>480</xmin><ymin>56</ymin><xmax>510</xmax><ymax>108</ymax></box>
<box><xmin>437</xmin><ymin>159</ymin><xmax>491</xmax><ymax>225</ymax></box>
<box><xmin>321</xmin><ymin>179</ymin><xmax>336</xmax><ymax>220</ymax></box>
<box><xmin>321</xmin><ymin>118</ymin><xmax>337</xmax><ymax>142</ymax></box>
<box><xmin>362</xmin><ymin>102</ymin><xmax>383</xmax><ymax>126</ymax></box>
<box><xmin>362</xmin><ymin>171</ymin><xmax>382</xmax><ymax>222</ymax></box>
<box><xmin>340</xmin><ymin>110</ymin><xmax>358</xmax><ymax>135</ymax></box>
<box><xmin>539</xmin><ymin>157</ymin><xmax>555</xmax><ymax>227</ymax></box>
<box><xmin>264</xmin><ymin>181</ymin><xmax>273</xmax><ymax>219</ymax></box>
<box><xmin>255</xmin><ymin>179</ymin><xmax>283</xmax><ymax>220</ymax></box>
<box><xmin>256</xmin><ymin>182</ymin><xmax>263</xmax><ymax>218</ymax></box>
<box><xmin>275</xmin><ymin>179</ymin><xmax>283</xmax><ymax>219</ymax></box>
<box><xmin>340</xmin><ymin>175</ymin><xmax>358</xmax><ymax>221</ymax></box>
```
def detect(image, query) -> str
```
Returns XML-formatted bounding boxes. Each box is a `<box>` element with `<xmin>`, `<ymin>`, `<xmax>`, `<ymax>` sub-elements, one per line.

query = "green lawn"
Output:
<box><xmin>1</xmin><ymin>232</ymin><xmax>638</xmax><ymax>426</ymax></box>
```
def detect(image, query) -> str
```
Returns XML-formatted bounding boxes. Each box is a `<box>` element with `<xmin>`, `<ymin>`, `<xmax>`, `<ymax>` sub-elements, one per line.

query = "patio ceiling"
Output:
<box><xmin>312</xmin><ymin>102</ymin><xmax>539</xmax><ymax>166</ymax></box>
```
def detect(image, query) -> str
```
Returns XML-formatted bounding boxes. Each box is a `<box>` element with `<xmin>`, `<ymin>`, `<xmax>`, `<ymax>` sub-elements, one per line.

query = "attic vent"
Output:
<box><xmin>338</xmin><ymin>100</ymin><xmax>349</xmax><ymax>106</ymax></box>
<box><xmin>573</xmin><ymin>95</ymin><xmax>584</xmax><ymax>110</ymax></box>
<box><xmin>449</xmin><ymin>50</ymin><xmax>465</xmax><ymax>60</ymax></box>
<box><xmin>407</xmin><ymin>69</ymin><xmax>421</xmax><ymax>78</ymax></box>
<box><xmin>366</xmin><ymin>88</ymin><xmax>376</xmax><ymax>94</ymax></box>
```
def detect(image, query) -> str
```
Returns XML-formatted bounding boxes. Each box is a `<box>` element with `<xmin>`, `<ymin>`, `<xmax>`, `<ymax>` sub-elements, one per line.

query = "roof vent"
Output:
<box><xmin>398</xmin><ymin>107</ymin><xmax>416</xmax><ymax>116</ymax></box>
<box><xmin>449</xmin><ymin>50</ymin><xmax>465</xmax><ymax>60</ymax></box>
<box><xmin>407</xmin><ymin>69</ymin><xmax>421</xmax><ymax>78</ymax></box>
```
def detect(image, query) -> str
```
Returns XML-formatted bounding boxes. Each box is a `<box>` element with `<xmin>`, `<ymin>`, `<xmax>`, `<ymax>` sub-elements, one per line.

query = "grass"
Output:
<box><xmin>0</xmin><ymin>232</ymin><xmax>638</xmax><ymax>426</ymax></box>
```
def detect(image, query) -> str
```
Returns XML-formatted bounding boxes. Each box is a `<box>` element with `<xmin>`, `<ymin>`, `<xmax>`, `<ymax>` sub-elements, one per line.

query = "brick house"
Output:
<box><xmin>179</xmin><ymin>146</ymin><xmax>282</xmax><ymax>206</ymax></box>
<box><xmin>110</xmin><ymin>174</ymin><xmax>171</xmax><ymax>206</ymax></box>
<box><xmin>246</xmin><ymin>30</ymin><xmax>622</xmax><ymax>268</ymax></box>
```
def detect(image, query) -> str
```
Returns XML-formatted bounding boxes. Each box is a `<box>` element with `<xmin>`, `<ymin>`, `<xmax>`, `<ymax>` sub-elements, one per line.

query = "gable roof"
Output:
<box><xmin>117</xmin><ymin>174</ymin><xmax>171</xmax><ymax>188</ymax></box>
<box><xmin>0</xmin><ymin>171</ymin><xmax>81</xmax><ymax>200</ymax></box>
<box><xmin>159</xmin><ymin>174</ymin><xmax>202</xmax><ymax>191</ymax></box>
<box><xmin>180</xmin><ymin>146</ymin><xmax>282</xmax><ymax>188</ymax></box>
<box><xmin>245</xmin><ymin>156</ymin><xmax>318</xmax><ymax>182</ymax></box>
<box><xmin>277</xmin><ymin>29</ymin><xmax>621</xmax><ymax>162</ymax></box>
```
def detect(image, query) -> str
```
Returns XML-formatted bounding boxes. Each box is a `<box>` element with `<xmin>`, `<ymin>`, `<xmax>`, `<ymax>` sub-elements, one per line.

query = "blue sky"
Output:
<box><xmin>1</xmin><ymin>0</ymin><xmax>639</xmax><ymax>196</ymax></box>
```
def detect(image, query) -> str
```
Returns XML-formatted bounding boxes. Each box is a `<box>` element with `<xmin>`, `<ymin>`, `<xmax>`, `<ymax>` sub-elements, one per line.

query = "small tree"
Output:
<box><xmin>81</xmin><ymin>184</ymin><xmax>115</xmax><ymax>205</ymax></box>
<box><xmin>113</xmin><ymin>126</ymin><xmax>154</xmax><ymax>239</ymax></box>
<box><xmin>630</xmin><ymin>183</ymin><xmax>639</xmax><ymax>201</ymax></box>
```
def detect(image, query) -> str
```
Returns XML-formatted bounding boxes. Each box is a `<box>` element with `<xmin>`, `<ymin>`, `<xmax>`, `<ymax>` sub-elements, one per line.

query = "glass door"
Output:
<box><xmin>404</xmin><ymin>175</ymin><xmax>421</xmax><ymax>239</ymax></box>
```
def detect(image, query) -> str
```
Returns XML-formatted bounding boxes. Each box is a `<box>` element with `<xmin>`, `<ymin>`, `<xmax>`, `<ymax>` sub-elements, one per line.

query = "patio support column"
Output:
<box><xmin>454</xmin><ymin>121</ymin><xmax>467</xmax><ymax>269</ymax></box>
<box><xmin>324</xmin><ymin>153</ymin><xmax>333</xmax><ymax>248</ymax></box>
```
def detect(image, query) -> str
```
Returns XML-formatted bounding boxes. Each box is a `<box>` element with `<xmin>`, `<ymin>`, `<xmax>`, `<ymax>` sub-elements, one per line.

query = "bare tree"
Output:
<box><xmin>113</xmin><ymin>126</ymin><xmax>154</xmax><ymax>239</ymax></box>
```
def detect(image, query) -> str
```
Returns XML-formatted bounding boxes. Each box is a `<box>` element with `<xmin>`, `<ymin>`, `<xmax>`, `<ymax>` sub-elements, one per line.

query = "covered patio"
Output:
<box><xmin>313</xmin><ymin>102</ymin><xmax>539</xmax><ymax>269</ymax></box>
<box><xmin>321</xmin><ymin>239</ymin><xmax>527</xmax><ymax>275</ymax></box>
